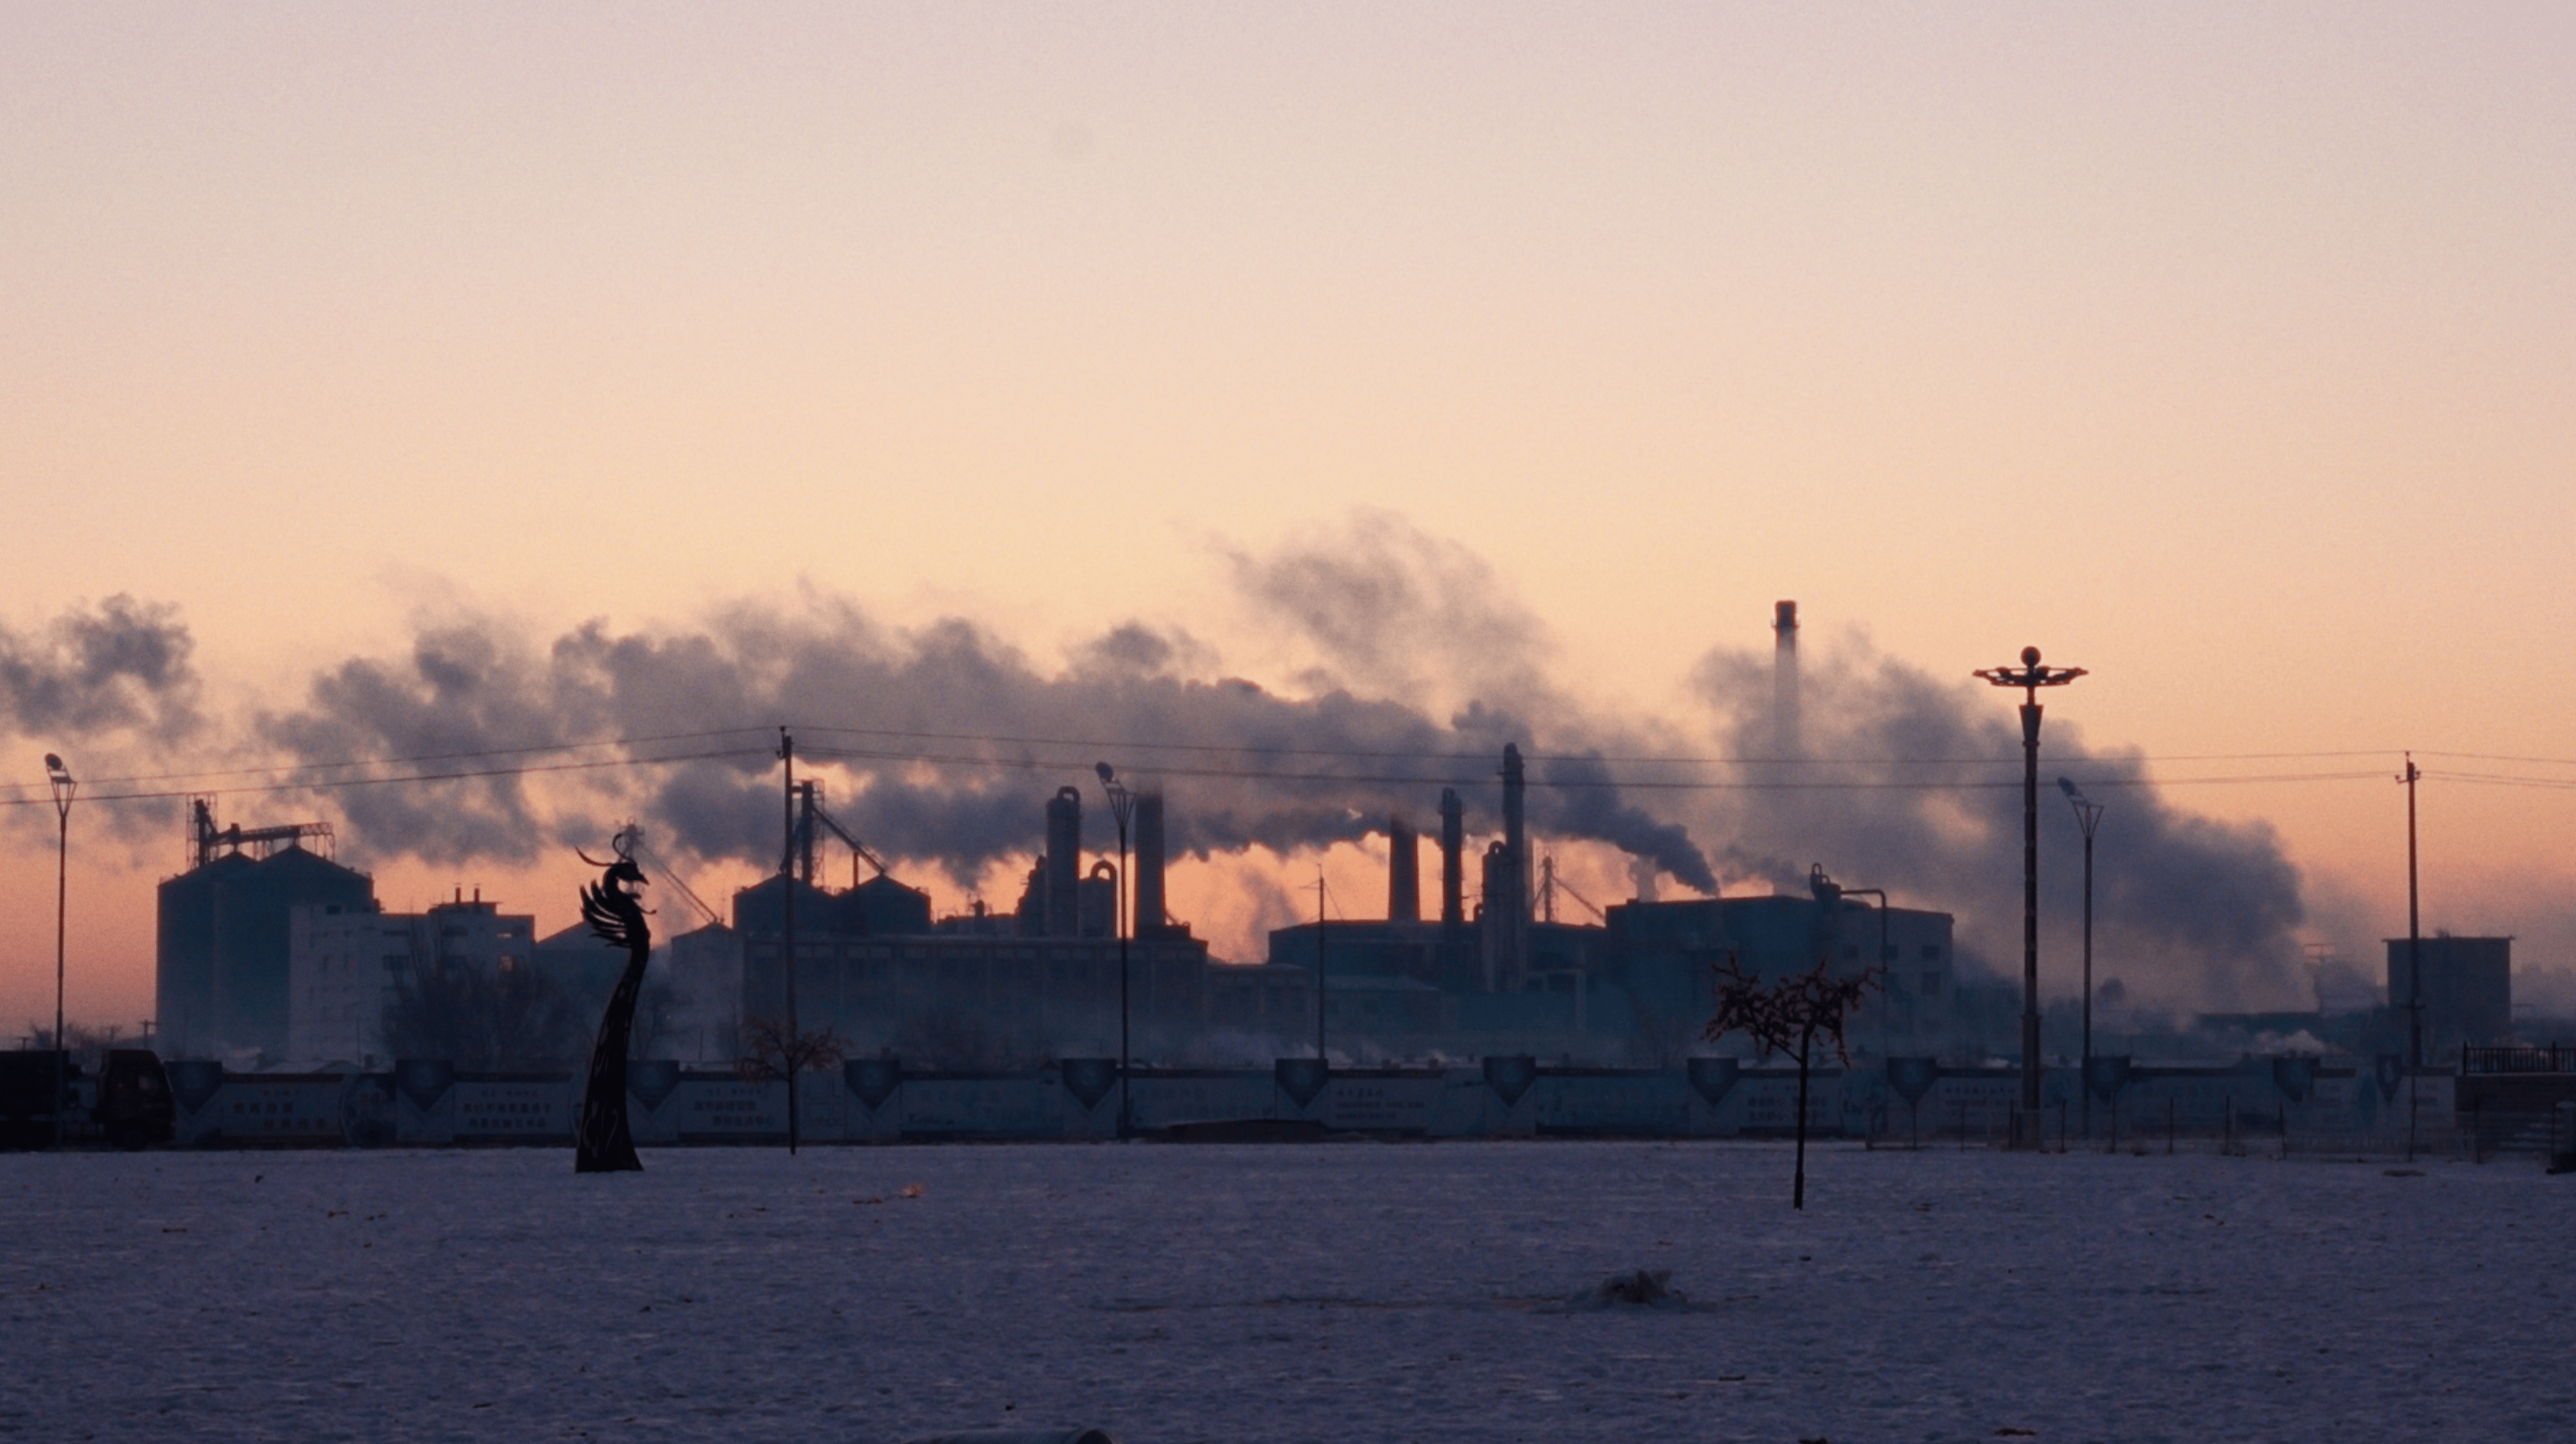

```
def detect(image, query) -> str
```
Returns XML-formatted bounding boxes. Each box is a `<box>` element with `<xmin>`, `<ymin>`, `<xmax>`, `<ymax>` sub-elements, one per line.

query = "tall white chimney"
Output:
<box><xmin>1773</xmin><ymin>600</ymin><xmax>1801</xmax><ymax>759</ymax></box>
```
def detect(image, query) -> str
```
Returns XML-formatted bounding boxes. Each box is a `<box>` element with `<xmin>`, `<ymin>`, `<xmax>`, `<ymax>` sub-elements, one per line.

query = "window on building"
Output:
<box><xmin>1920</xmin><ymin>944</ymin><xmax>1943</xmax><ymax>961</ymax></box>
<box><xmin>1922</xmin><ymin>973</ymin><xmax>1942</xmax><ymax>994</ymax></box>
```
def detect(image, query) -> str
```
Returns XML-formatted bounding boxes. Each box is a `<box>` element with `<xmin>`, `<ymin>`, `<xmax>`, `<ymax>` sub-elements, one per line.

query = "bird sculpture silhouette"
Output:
<box><xmin>573</xmin><ymin>832</ymin><xmax>653</xmax><ymax>1173</ymax></box>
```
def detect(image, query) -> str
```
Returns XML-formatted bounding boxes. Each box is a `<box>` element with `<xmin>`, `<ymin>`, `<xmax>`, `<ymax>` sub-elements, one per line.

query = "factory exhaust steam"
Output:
<box><xmin>195</xmin><ymin>521</ymin><xmax>2313</xmax><ymax>1013</ymax></box>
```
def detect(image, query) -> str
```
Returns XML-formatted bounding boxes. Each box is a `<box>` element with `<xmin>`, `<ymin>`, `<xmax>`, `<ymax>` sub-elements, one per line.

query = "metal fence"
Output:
<box><xmin>2462</xmin><ymin>1045</ymin><xmax>2576</xmax><ymax>1076</ymax></box>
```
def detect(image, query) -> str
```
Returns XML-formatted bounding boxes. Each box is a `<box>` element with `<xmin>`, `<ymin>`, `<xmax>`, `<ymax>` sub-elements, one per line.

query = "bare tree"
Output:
<box><xmin>736</xmin><ymin>1016</ymin><xmax>845</xmax><ymax>1154</ymax></box>
<box><xmin>1704</xmin><ymin>952</ymin><xmax>1881</xmax><ymax>1209</ymax></box>
<box><xmin>381</xmin><ymin>957</ymin><xmax>587</xmax><ymax>1073</ymax></box>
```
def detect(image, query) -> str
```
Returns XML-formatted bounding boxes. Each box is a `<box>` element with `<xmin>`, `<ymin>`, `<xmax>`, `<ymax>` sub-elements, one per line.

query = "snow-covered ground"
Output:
<box><xmin>2</xmin><ymin>1141</ymin><xmax>2566</xmax><ymax>1442</ymax></box>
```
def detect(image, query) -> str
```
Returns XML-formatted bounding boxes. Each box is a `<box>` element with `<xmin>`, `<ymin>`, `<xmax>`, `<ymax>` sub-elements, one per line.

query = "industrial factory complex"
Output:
<box><xmin>27</xmin><ymin>601</ymin><xmax>2543</xmax><ymax>1160</ymax></box>
<box><xmin>151</xmin><ymin>744</ymin><xmax>1965</xmax><ymax>1073</ymax></box>
<box><xmin>126</xmin><ymin>600</ymin><xmax>2532</xmax><ymax>1156</ymax></box>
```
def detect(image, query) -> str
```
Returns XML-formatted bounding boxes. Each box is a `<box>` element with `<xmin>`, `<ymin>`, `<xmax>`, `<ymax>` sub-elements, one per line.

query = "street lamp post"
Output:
<box><xmin>45</xmin><ymin>753</ymin><xmax>76</xmax><ymax>1147</ymax></box>
<box><xmin>1095</xmin><ymin>763</ymin><xmax>1135</xmax><ymax>1140</ymax></box>
<box><xmin>1974</xmin><ymin>647</ymin><xmax>2086</xmax><ymax>1130</ymax></box>
<box><xmin>1816</xmin><ymin>868</ymin><xmax>1891</xmax><ymax>1054</ymax></box>
<box><xmin>778</xmin><ymin>728</ymin><xmax>801</xmax><ymax>1155</ymax></box>
<box><xmin>2060</xmin><ymin>778</ymin><xmax>2105</xmax><ymax>1141</ymax></box>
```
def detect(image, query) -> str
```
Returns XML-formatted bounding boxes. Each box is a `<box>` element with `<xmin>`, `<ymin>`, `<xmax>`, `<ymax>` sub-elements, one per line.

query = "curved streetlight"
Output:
<box><xmin>1813</xmin><ymin>865</ymin><xmax>1891</xmax><ymax>1054</ymax></box>
<box><xmin>45</xmin><ymin>753</ymin><xmax>76</xmax><ymax>1147</ymax></box>
<box><xmin>2060</xmin><ymin>778</ymin><xmax>2105</xmax><ymax>1140</ymax></box>
<box><xmin>1095</xmin><ymin>762</ymin><xmax>1135</xmax><ymax>1140</ymax></box>
<box><xmin>1974</xmin><ymin>647</ymin><xmax>2085</xmax><ymax>1128</ymax></box>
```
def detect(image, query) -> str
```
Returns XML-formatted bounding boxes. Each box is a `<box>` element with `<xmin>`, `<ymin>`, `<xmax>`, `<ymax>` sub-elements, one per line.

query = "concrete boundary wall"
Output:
<box><xmin>156</xmin><ymin>1056</ymin><xmax>2435</xmax><ymax>1149</ymax></box>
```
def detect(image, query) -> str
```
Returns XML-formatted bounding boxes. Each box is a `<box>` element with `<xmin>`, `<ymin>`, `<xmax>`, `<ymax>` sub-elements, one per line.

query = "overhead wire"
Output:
<box><xmin>0</xmin><ymin>745</ymin><xmax>772</xmax><ymax>808</ymax></box>
<box><xmin>792</xmin><ymin>722</ymin><xmax>2409</xmax><ymax>769</ymax></box>
<box><xmin>795</xmin><ymin>741</ymin><xmax>2391</xmax><ymax>791</ymax></box>
<box><xmin>0</xmin><ymin>721</ymin><xmax>2531</xmax><ymax>808</ymax></box>
<box><xmin>56</xmin><ymin>725</ymin><xmax>778</xmax><ymax>787</ymax></box>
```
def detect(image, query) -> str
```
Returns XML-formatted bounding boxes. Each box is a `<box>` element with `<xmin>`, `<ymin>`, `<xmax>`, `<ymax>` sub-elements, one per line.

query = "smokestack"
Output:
<box><xmin>1135</xmin><ymin>790</ymin><xmax>1167</xmax><ymax>935</ymax></box>
<box><xmin>1480</xmin><ymin>840</ymin><xmax>1510</xmax><ymax>991</ymax></box>
<box><xmin>1439</xmin><ymin>789</ymin><xmax>1464</xmax><ymax>926</ymax></box>
<box><xmin>1387</xmin><ymin>815</ymin><xmax>1420</xmax><ymax>923</ymax></box>
<box><xmin>1773</xmin><ymin>600</ymin><xmax>1801</xmax><ymax>759</ymax></box>
<box><xmin>1499</xmin><ymin>744</ymin><xmax>1531</xmax><ymax>990</ymax></box>
<box><xmin>1045</xmin><ymin>786</ymin><xmax>1082</xmax><ymax>938</ymax></box>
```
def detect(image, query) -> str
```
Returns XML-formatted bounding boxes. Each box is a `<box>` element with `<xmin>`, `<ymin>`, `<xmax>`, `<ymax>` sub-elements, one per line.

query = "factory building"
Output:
<box><xmin>1257</xmin><ymin>758</ymin><xmax>1629</xmax><ymax>1057</ymax></box>
<box><xmin>285</xmin><ymin>891</ymin><xmax>536</xmax><ymax>1066</ymax></box>
<box><xmin>731</xmin><ymin>783</ymin><xmax>1213</xmax><ymax>1064</ymax></box>
<box><xmin>1244</xmin><ymin>606</ymin><xmax>1965</xmax><ymax>1064</ymax></box>
<box><xmin>1601</xmin><ymin>868</ymin><xmax>1957</xmax><ymax>1064</ymax></box>
<box><xmin>2386</xmin><ymin>935</ymin><xmax>2512</xmax><ymax>1054</ymax></box>
<box><xmin>1257</xmin><ymin>745</ymin><xmax>1959</xmax><ymax>1064</ymax></box>
<box><xmin>157</xmin><ymin>802</ymin><xmax>374</xmax><ymax>1063</ymax></box>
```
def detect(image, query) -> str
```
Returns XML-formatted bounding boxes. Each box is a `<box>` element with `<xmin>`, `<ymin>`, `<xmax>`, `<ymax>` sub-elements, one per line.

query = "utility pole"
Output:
<box><xmin>2402</xmin><ymin>753</ymin><xmax>2422</xmax><ymax>1070</ymax></box>
<box><xmin>1975</xmin><ymin>647</ymin><xmax>2087</xmax><ymax>1130</ymax></box>
<box><xmin>779</xmin><ymin>727</ymin><xmax>800</xmax><ymax>1154</ymax></box>
<box><xmin>46</xmin><ymin>754</ymin><xmax>76</xmax><ymax>1147</ymax></box>
<box><xmin>2401</xmin><ymin>753</ymin><xmax>2422</xmax><ymax>1160</ymax></box>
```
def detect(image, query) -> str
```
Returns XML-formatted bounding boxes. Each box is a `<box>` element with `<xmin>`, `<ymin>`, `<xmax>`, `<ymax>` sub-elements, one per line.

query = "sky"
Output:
<box><xmin>4</xmin><ymin>3</ymin><xmax>2572</xmax><ymax>1037</ymax></box>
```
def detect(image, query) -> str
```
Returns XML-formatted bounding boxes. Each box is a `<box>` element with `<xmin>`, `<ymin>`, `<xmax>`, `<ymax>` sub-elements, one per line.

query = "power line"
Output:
<box><xmin>2421</xmin><ymin>769</ymin><xmax>2576</xmax><ymax>790</ymax></box>
<box><xmin>795</xmin><ymin>722</ymin><xmax>2408</xmax><ymax>769</ymax></box>
<box><xmin>0</xmin><ymin>722</ymin><xmax>2508</xmax><ymax>809</ymax></box>
<box><xmin>796</xmin><ymin>742</ymin><xmax>2388</xmax><ymax>792</ymax></box>
<box><xmin>0</xmin><ymin>746</ymin><xmax>770</xmax><ymax>808</ymax></box>
<box><xmin>59</xmin><ymin>725</ymin><xmax>778</xmax><ymax>787</ymax></box>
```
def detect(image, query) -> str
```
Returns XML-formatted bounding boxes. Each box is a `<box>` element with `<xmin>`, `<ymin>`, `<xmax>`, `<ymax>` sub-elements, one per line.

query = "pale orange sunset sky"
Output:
<box><xmin>4</xmin><ymin>4</ymin><xmax>2571</xmax><ymax>1035</ymax></box>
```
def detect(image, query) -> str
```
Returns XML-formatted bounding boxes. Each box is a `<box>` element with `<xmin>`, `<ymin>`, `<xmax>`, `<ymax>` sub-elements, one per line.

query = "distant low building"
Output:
<box><xmin>1603</xmin><ymin>877</ymin><xmax>1957</xmax><ymax>1064</ymax></box>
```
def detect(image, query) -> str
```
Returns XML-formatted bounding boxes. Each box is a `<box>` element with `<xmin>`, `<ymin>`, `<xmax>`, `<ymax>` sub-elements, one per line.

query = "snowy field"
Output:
<box><xmin>3</xmin><ymin>1141</ymin><xmax>2568</xmax><ymax>1443</ymax></box>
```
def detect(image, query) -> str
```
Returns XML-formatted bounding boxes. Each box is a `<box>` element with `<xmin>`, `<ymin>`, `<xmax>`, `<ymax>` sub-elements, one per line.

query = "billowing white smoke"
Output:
<box><xmin>1</xmin><ymin>520</ymin><xmax>2313</xmax><ymax>1011</ymax></box>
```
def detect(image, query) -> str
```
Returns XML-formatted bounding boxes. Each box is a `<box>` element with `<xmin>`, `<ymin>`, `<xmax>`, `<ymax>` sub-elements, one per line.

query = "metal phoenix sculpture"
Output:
<box><xmin>573</xmin><ymin>834</ymin><xmax>653</xmax><ymax>1173</ymax></box>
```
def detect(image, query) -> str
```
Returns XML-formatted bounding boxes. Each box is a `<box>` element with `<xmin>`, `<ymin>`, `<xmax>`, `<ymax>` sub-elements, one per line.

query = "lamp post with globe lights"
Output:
<box><xmin>1973</xmin><ymin>647</ymin><xmax>2086</xmax><ymax>1127</ymax></box>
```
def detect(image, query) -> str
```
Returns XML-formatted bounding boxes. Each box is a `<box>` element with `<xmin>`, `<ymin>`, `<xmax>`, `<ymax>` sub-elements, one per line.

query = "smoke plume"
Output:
<box><xmin>1686</xmin><ymin>636</ymin><xmax>2310</xmax><ymax>1010</ymax></box>
<box><xmin>256</xmin><ymin>519</ymin><xmax>1719</xmax><ymax>896</ymax></box>
<box><xmin>0</xmin><ymin>595</ymin><xmax>201</xmax><ymax>742</ymax></box>
<box><xmin>240</xmin><ymin>519</ymin><xmax>2310</xmax><ymax>1008</ymax></box>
